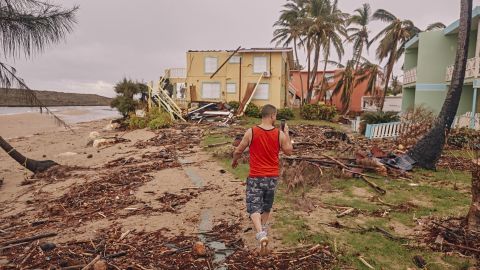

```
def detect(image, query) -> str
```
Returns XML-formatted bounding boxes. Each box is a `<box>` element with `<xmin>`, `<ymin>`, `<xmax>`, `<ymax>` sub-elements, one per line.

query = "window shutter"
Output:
<box><xmin>205</xmin><ymin>57</ymin><xmax>218</xmax><ymax>73</ymax></box>
<box><xmin>253</xmin><ymin>83</ymin><xmax>269</xmax><ymax>100</ymax></box>
<box><xmin>253</xmin><ymin>56</ymin><xmax>268</xmax><ymax>73</ymax></box>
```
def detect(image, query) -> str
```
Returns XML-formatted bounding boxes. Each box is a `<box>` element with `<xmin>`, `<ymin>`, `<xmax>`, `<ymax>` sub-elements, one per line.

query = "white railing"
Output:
<box><xmin>165</xmin><ymin>68</ymin><xmax>186</xmax><ymax>79</ymax></box>
<box><xmin>365</xmin><ymin>122</ymin><xmax>403</xmax><ymax>139</ymax></box>
<box><xmin>446</xmin><ymin>57</ymin><xmax>478</xmax><ymax>81</ymax></box>
<box><xmin>451</xmin><ymin>112</ymin><xmax>480</xmax><ymax>130</ymax></box>
<box><xmin>403</xmin><ymin>67</ymin><xmax>417</xmax><ymax>84</ymax></box>
<box><xmin>351</xmin><ymin>116</ymin><xmax>361</xmax><ymax>132</ymax></box>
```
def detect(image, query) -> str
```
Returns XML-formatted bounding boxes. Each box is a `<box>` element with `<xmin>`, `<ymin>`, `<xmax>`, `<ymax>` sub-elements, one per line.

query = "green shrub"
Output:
<box><xmin>245</xmin><ymin>103</ymin><xmax>261</xmax><ymax>118</ymax></box>
<box><xmin>127</xmin><ymin>114</ymin><xmax>148</xmax><ymax>129</ymax></box>
<box><xmin>277</xmin><ymin>108</ymin><xmax>295</xmax><ymax>120</ymax></box>
<box><xmin>359</xmin><ymin>111</ymin><xmax>400</xmax><ymax>134</ymax></box>
<box><xmin>300</xmin><ymin>104</ymin><xmax>337</xmax><ymax>121</ymax></box>
<box><xmin>147</xmin><ymin>108</ymin><xmax>173</xmax><ymax>130</ymax></box>
<box><xmin>227</xmin><ymin>101</ymin><xmax>240</xmax><ymax>112</ymax></box>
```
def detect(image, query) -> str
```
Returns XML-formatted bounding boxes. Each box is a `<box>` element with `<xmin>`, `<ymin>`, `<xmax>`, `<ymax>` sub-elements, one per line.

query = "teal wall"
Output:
<box><xmin>401</xmin><ymin>87</ymin><xmax>416</xmax><ymax>111</ymax></box>
<box><xmin>416</xmin><ymin>31</ymin><xmax>457</xmax><ymax>84</ymax></box>
<box><xmin>404</xmin><ymin>48</ymin><xmax>418</xmax><ymax>70</ymax></box>
<box><xmin>412</xmin><ymin>86</ymin><xmax>474</xmax><ymax>116</ymax></box>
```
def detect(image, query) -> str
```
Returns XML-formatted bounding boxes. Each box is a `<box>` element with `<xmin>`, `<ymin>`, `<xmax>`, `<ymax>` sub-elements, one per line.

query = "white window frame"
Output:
<box><xmin>204</xmin><ymin>57</ymin><xmax>218</xmax><ymax>74</ymax></box>
<box><xmin>201</xmin><ymin>82</ymin><xmax>221</xmax><ymax>99</ymax></box>
<box><xmin>253</xmin><ymin>83</ymin><xmax>269</xmax><ymax>100</ymax></box>
<box><xmin>226</xmin><ymin>82</ymin><xmax>236</xmax><ymax>93</ymax></box>
<box><xmin>229</xmin><ymin>55</ymin><xmax>241</xmax><ymax>64</ymax></box>
<box><xmin>253</xmin><ymin>56</ymin><xmax>268</xmax><ymax>73</ymax></box>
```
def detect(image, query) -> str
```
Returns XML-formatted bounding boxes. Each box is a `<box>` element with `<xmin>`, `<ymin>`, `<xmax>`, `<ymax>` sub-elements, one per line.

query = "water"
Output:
<box><xmin>0</xmin><ymin>106</ymin><xmax>121</xmax><ymax>124</ymax></box>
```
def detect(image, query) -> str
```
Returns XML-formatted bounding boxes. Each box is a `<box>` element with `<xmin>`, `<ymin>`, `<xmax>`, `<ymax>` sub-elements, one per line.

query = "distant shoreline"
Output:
<box><xmin>0</xmin><ymin>88</ymin><xmax>112</xmax><ymax>107</ymax></box>
<box><xmin>1</xmin><ymin>105</ymin><xmax>112</xmax><ymax>107</ymax></box>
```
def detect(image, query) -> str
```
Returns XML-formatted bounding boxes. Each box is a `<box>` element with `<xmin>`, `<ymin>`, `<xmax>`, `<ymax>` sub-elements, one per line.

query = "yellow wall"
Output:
<box><xmin>185</xmin><ymin>50</ymin><xmax>291</xmax><ymax>108</ymax></box>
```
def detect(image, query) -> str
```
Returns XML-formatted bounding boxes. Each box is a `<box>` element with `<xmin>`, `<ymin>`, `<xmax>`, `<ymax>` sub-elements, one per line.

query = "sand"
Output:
<box><xmin>0</xmin><ymin>113</ymin><xmax>271</xmax><ymax>268</ymax></box>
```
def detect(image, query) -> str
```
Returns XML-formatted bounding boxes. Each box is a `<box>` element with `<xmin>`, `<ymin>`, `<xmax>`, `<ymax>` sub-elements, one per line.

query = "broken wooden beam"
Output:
<box><xmin>0</xmin><ymin>232</ymin><xmax>57</xmax><ymax>246</ymax></box>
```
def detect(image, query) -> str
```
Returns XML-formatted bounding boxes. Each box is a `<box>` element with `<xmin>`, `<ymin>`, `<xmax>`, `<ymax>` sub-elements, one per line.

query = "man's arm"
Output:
<box><xmin>232</xmin><ymin>128</ymin><xmax>252</xmax><ymax>168</ymax></box>
<box><xmin>280</xmin><ymin>124</ymin><xmax>293</xmax><ymax>156</ymax></box>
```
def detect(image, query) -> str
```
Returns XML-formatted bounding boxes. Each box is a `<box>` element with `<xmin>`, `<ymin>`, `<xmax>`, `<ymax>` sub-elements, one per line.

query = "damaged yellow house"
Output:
<box><xmin>165</xmin><ymin>48</ymin><xmax>294</xmax><ymax>109</ymax></box>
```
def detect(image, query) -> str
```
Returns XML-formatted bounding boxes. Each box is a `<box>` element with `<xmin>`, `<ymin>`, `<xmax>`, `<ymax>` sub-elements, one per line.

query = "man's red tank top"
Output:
<box><xmin>249</xmin><ymin>126</ymin><xmax>280</xmax><ymax>177</ymax></box>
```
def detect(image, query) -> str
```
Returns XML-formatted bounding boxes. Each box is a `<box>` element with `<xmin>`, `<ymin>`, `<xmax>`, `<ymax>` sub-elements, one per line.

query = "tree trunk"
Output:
<box><xmin>468</xmin><ymin>161</ymin><xmax>480</xmax><ymax>230</ymax></box>
<box><xmin>307</xmin><ymin>38</ymin><xmax>321</xmax><ymax>103</ymax></box>
<box><xmin>0</xmin><ymin>136</ymin><xmax>58</xmax><ymax>173</ymax></box>
<box><xmin>379</xmin><ymin>47</ymin><xmax>396</xmax><ymax>112</ymax></box>
<box><xmin>306</xmin><ymin>39</ymin><xmax>311</xmax><ymax>107</ymax></box>
<box><xmin>407</xmin><ymin>0</ymin><xmax>472</xmax><ymax>169</ymax></box>
<box><xmin>294</xmin><ymin>38</ymin><xmax>304</xmax><ymax>109</ymax></box>
<box><xmin>318</xmin><ymin>51</ymin><xmax>330</xmax><ymax>104</ymax></box>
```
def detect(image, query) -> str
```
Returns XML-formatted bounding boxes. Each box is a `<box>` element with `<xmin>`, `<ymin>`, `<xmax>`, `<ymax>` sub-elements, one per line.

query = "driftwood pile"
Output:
<box><xmin>422</xmin><ymin>217</ymin><xmax>480</xmax><ymax>259</ymax></box>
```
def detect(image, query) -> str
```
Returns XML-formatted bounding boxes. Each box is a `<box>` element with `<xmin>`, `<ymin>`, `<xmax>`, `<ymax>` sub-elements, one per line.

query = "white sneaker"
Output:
<box><xmin>256</xmin><ymin>231</ymin><xmax>269</xmax><ymax>255</ymax></box>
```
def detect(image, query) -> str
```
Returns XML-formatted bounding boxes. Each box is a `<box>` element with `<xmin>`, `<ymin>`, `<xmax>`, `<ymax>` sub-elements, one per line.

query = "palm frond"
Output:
<box><xmin>372</xmin><ymin>9</ymin><xmax>397</xmax><ymax>23</ymax></box>
<box><xmin>426</xmin><ymin>22</ymin><xmax>446</xmax><ymax>31</ymax></box>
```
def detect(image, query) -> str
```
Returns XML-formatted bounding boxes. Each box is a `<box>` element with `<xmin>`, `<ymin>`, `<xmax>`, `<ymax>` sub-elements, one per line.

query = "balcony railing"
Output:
<box><xmin>403</xmin><ymin>67</ymin><xmax>417</xmax><ymax>85</ymax></box>
<box><xmin>165</xmin><ymin>68</ymin><xmax>186</xmax><ymax>79</ymax></box>
<box><xmin>446</xmin><ymin>57</ymin><xmax>479</xmax><ymax>81</ymax></box>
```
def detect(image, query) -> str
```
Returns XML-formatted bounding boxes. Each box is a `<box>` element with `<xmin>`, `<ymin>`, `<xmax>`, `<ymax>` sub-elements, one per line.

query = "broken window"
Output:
<box><xmin>253</xmin><ymin>56</ymin><xmax>268</xmax><ymax>73</ymax></box>
<box><xmin>202</xmin><ymin>82</ymin><xmax>221</xmax><ymax>99</ymax></box>
<box><xmin>253</xmin><ymin>83</ymin><xmax>269</xmax><ymax>100</ymax></box>
<box><xmin>204</xmin><ymin>57</ymin><xmax>218</xmax><ymax>73</ymax></box>
<box><xmin>227</xmin><ymin>82</ymin><xmax>236</xmax><ymax>93</ymax></box>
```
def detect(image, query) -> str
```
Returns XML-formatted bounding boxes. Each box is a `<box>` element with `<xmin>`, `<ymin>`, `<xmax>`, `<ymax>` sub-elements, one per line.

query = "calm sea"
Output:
<box><xmin>0</xmin><ymin>106</ymin><xmax>122</xmax><ymax>124</ymax></box>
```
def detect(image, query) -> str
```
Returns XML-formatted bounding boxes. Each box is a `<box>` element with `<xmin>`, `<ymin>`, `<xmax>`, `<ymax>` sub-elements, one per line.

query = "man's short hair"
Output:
<box><xmin>261</xmin><ymin>104</ymin><xmax>277</xmax><ymax>118</ymax></box>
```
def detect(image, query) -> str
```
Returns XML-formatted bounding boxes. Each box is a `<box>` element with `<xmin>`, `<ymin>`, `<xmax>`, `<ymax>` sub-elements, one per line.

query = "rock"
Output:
<box><xmin>103</xmin><ymin>123</ymin><xmax>120</xmax><ymax>131</ymax></box>
<box><xmin>398</xmin><ymin>144</ymin><xmax>405</xmax><ymax>150</ymax></box>
<box><xmin>412</xmin><ymin>255</ymin><xmax>426</xmax><ymax>268</ymax></box>
<box><xmin>192</xmin><ymin>241</ymin><xmax>207</xmax><ymax>256</ymax></box>
<box><xmin>93</xmin><ymin>138</ymin><xmax>117</xmax><ymax>148</ymax></box>
<box><xmin>40</xmin><ymin>242</ymin><xmax>56</xmax><ymax>252</ymax></box>
<box><xmin>93</xmin><ymin>260</ymin><xmax>108</xmax><ymax>270</ymax></box>
<box><xmin>87</xmin><ymin>154</ymin><xmax>93</xmax><ymax>159</ymax></box>
<box><xmin>42</xmin><ymin>154</ymin><xmax>46</xmax><ymax>158</ymax></box>
<box><xmin>56</xmin><ymin>152</ymin><xmax>78</xmax><ymax>157</ymax></box>
<box><xmin>219</xmin><ymin>169</ymin><xmax>226</xmax><ymax>174</ymax></box>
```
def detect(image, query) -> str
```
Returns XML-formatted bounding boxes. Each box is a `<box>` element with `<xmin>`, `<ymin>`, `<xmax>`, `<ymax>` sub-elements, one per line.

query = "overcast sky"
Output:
<box><xmin>10</xmin><ymin>0</ymin><xmax>480</xmax><ymax>98</ymax></box>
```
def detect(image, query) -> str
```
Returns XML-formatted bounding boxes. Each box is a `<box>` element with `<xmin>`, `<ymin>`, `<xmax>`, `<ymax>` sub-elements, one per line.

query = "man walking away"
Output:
<box><xmin>232</xmin><ymin>104</ymin><xmax>293</xmax><ymax>255</ymax></box>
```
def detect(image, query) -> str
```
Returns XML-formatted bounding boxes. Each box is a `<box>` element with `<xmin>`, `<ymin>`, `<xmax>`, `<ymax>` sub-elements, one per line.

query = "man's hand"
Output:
<box><xmin>232</xmin><ymin>159</ymin><xmax>239</xmax><ymax>168</ymax></box>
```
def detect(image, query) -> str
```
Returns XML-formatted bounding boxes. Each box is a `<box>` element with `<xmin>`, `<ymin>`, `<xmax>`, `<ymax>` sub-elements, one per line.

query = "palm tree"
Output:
<box><xmin>332</xmin><ymin>60</ymin><xmax>355</xmax><ymax>113</ymax></box>
<box><xmin>408</xmin><ymin>0</ymin><xmax>472</xmax><ymax>170</ymax></box>
<box><xmin>304</xmin><ymin>0</ymin><xmax>347</xmax><ymax>103</ymax></box>
<box><xmin>370</xmin><ymin>9</ymin><xmax>421</xmax><ymax>112</ymax></box>
<box><xmin>0</xmin><ymin>0</ymin><xmax>78</xmax><ymax>173</ymax></box>
<box><xmin>347</xmin><ymin>3</ymin><xmax>371</xmax><ymax>69</ymax></box>
<box><xmin>272</xmin><ymin>0</ymin><xmax>307</xmax><ymax>107</ymax></box>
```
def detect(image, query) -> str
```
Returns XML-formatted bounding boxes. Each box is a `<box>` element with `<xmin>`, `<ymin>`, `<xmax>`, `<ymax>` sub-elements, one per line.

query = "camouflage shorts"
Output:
<box><xmin>246</xmin><ymin>177</ymin><xmax>278</xmax><ymax>215</ymax></box>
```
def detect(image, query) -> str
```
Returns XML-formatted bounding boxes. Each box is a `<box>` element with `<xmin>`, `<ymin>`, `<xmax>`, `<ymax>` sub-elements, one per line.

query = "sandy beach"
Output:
<box><xmin>0</xmin><ymin>112</ymin><xmax>266</xmax><ymax>268</ymax></box>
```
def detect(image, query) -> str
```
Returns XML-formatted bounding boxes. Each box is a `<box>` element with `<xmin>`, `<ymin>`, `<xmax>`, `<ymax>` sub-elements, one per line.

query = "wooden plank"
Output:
<box><xmin>190</xmin><ymin>85</ymin><xmax>197</xmax><ymax>101</ymax></box>
<box><xmin>237</xmin><ymin>83</ymin><xmax>256</xmax><ymax>116</ymax></box>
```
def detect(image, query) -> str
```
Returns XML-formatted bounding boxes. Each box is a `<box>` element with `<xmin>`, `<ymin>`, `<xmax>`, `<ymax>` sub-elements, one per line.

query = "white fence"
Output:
<box><xmin>359</xmin><ymin>112</ymin><xmax>480</xmax><ymax>140</ymax></box>
<box><xmin>364</xmin><ymin>122</ymin><xmax>403</xmax><ymax>139</ymax></box>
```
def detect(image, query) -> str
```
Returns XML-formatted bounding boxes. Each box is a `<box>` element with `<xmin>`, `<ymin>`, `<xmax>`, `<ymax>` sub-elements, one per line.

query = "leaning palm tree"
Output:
<box><xmin>332</xmin><ymin>60</ymin><xmax>356</xmax><ymax>113</ymax></box>
<box><xmin>347</xmin><ymin>3</ymin><xmax>371</xmax><ymax>69</ymax></box>
<box><xmin>0</xmin><ymin>0</ymin><xmax>78</xmax><ymax>173</ymax></box>
<box><xmin>370</xmin><ymin>9</ymin><xmax>421</xmax><ymax>112</ymax></box>
<box><xmin>304</xmin><ymin>0</ymin><xmax>347</xmax><ymax>103</ymax></box>
<box><xmin>272</xmin><ymin>0</ymin><xmax>307</xmax><ymax>106</ymax></box>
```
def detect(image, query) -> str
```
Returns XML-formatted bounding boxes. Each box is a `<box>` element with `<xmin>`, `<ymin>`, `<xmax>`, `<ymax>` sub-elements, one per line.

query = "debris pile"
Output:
<box><xmin>156</xmin><ymin>186</ymin><xmax>218</xmax><ymax>213</ymax></box>
<box><xmin>187</xmin><ymin>102</ymin><xmax>234</xmax><ymax>125</ymax></box>
<box><xmin>422</xmin><ymin>217</ymin><xmax>480</xmax><ymax>258</ymax></box>
<box><xmin>224</xmin><ymin>244</ymin><xmax>336</xmax><ymax>270</ymax></box>
<box><xmin>134</xmin><ymin>125</ymin><xmax>202</xmax><ymax>151</ymax></box>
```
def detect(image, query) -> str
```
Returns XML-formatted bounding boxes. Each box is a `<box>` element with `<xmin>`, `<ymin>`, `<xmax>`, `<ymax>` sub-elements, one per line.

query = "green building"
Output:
<box><xmin>402</xmin><ymin>6</ymin><xmax>480</xmax><ymax>118</ymax></box>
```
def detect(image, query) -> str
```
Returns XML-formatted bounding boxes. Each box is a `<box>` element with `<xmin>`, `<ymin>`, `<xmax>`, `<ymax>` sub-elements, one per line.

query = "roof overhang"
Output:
<box><xmin>444</xmin><ymin>6</ymin><xmax>480</xmax><ymax>35</ymax></box>
<box><xmin>404</xmin><ymin>35</ymin><xmax>419</xmax><ymax>49</ymax></box>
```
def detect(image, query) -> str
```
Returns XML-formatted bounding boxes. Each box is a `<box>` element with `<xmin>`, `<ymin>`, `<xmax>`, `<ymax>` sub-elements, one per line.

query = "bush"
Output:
<box><xmin>277</xmin><ymin>108</ymin><xmax>295</xmax><ymax>120</ymax></box>
<box><xmin>448</xmin><ymin>128</ymin><xmax>480</xmax><ymax>149</ymax></box>
<box><xmin>127</xmin><ymin>114</ymin><xmax>148</xmax><ymax>129</ymax></box>
<box><xmin>245</xmin><ymin>103</ymin><xmax>261</xmax><ymax>118</ymax></box>
<box><xmin>227</xmin><ymin>101</ymin><xmax>240</xmax><ymax>112</ymax></box>
<box><xmin>398</xmin><ymin>106</ymin><xmax>435</xmax><ymax>147</ymax></box>
<box><xmin>300</xmin><ymin>104</ymin><xmax>337</xmax><ymax>121</ymax></box>
<box><xmin>147</xmin><ymin>108</ymin><xmax>173</xmax><ymax>130</ymax></box>
<box><xmin>359</xmin><ymin>111</ymin><xmax>400</xmax><ymax>134</ymax></box>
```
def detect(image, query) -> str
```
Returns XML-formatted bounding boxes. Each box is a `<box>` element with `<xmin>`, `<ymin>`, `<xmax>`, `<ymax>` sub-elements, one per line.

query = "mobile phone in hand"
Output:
<box><xmin>280</xmin><ymin>119</ymin><xmax>286</xmax><ymax>132</ymax></box>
